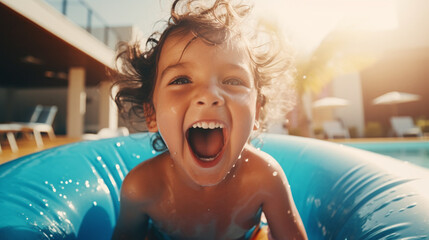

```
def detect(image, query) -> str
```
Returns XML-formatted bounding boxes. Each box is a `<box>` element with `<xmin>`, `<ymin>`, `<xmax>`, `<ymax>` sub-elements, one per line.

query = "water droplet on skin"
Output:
<box><xmin>233</xmin><ymin>174</ymin><xmax>236</xmax><ymax>178</ymax></box>
<box><xmin>268</xmin><ymin>163</ymin><xmax>271</xmax><ymax>167</ymax></box>
<box><xmin>173</xmin><ymin>152</ymin><xmax>177</xmax><ymax>155</ymax></box>
<box><xmin>232</xmin><ymin>164</ymin><xmax>235</xmax><ymax>168</ymax></box>
<box><xmin>238</xmin><ymin>154</ymin><xmax>242</xmax><ymax>159</ymax></box>
<box><xmin>273</xmin><ymin>171</ymin><xmax>278</xmax><ymax>176</ymax></box>
<box><xmin>287</xmin><ymin>210</ymin><xmax>291</xmax><ymax>214</ymax></box>
<box><xmin>170</xmin><ymin>164</ymin><xmax>174</xmax><ymax>168</ymax></box>
<box><xmin>245</xmin><ymin>158</ymin><xmax>249</xmax><ymax>162</ymax></box>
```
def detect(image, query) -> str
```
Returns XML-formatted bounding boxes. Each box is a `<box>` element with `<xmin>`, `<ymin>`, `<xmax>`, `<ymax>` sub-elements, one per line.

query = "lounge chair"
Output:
<box><xmin>16</xmin><ymin>105</ymin><xmax>58</xmax><ymax>147</ymax></box>
<box><xmin>0</xmin><ymin>105</ymin><xmax>44</xmax><ymax>152</ymax></box>
<box><xmin>323</xmin><ymin>120</ymin><xmax>350</xmax><ymax>139</ymax></box>
<box><xmin>390</xmin><ymin>116</ymin><xmax>422</xmax><ymax>137</ymax></box>
<box><xmin>0</xmin><ymin>105</ymin><xmax>58</xmax><ymax>152</ymax></box>
<box><xmin>0</xmin><ymin>124</ymin><xmax>22</xmax><ymax>153</ymax></box>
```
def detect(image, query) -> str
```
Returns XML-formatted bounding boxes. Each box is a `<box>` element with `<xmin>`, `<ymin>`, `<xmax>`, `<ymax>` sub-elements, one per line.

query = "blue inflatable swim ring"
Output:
<box><xmin>0</xmin><ymin>133</ymin><xmax>428</xmax><ymax>239</ymax></box>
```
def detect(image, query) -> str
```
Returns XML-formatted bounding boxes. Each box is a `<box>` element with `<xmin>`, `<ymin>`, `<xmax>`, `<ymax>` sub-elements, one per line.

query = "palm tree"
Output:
<box><xmin>292</xmin><ymin>27</ymin><xmax>379</xmax><ymax>136</ymax></box>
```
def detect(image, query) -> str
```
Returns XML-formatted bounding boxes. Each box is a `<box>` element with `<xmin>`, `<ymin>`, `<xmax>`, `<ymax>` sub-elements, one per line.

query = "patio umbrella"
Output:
<box><xmin>373</xmin><ymin>91</ymin><xmax>421</xmax><ymax>116</ymax></box>
<box><xmin>312</xmin><ymin>97</ymin><xmax>349</xmax><ymax>109</ymax></box>
<box><xmin>372</xmin><ymin>91</ymin><xmax>420</xmax><ymax>105</ymax></box>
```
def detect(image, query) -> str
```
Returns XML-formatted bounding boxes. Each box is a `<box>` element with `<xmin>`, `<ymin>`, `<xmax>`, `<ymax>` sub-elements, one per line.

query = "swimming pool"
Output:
<box><xmin>344</xmin><ymin>140</ymin><xmax>429</xmax><ymax>169</ymax></box>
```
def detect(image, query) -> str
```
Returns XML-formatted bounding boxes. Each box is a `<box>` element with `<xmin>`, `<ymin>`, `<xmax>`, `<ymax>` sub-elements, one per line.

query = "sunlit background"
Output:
<box><xmin>2</xmin><ymin>4</ymin><xmax>429</xmax><ymax>236</ymax></box>
<box><xmin>1</xmin><ymin>0</ymin><xmax>428</xmax><ymax>142</ymax></box>
<box><xmin>79</xmin><ymin>0</ymin><xmax>429</xmax><ymax>138</ymax></box>
<box><xmin>80</xmin><ymin>0</ymin><xmax>399</xmax><ymax>54</ymax></box>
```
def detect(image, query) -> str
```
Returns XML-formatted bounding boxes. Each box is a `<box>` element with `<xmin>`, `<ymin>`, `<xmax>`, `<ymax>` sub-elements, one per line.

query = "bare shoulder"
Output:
<box><xmin>120</xmin><ymin>152</ymin><xmax>170</xmax><ymax>204</ymax></box>
<box><xmin>244</xmin><ymin>147</ymin><xmax>308</xmax><ymax>239</ymax></box>
<box><xmin>113</xmin><ymin>154</ymin><xmax>171</xmax><ymax>239</ymax></box>
<box><xmin>242</xmin><ymin>144</ymin><xmax>287</xmax><ymax>186</ymax></box>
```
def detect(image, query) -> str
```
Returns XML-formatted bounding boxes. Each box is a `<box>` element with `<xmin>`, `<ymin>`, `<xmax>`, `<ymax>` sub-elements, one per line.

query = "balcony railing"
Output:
<box><xmin>44</xmin><ymin>0</ymin><xmax>120</xmax><ymax>49</ymax></box>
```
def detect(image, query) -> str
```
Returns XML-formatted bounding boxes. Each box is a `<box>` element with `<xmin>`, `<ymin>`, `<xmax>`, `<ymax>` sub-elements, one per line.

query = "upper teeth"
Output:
<box><xmin>192</xmin><ymin>121</ymin><xmax>224</xmax><ymax>129</ymax></box>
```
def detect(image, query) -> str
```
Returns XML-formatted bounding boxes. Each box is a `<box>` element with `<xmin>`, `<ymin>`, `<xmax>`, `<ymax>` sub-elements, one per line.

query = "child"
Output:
<box><xmin>112</xmin><ymin>0</ymin><xmax>307</xmax><ymax>239</ymax></box>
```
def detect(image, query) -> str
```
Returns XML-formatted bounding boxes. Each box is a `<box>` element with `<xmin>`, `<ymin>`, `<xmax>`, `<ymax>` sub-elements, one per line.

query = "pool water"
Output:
<box><xmin>344</xmin><ymin>141</ymin><xmax>429</xmax><ymax>169</ymax></box>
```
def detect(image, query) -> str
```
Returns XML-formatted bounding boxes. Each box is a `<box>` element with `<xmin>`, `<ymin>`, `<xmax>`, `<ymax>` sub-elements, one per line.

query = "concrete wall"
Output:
<box><xmin>84</xmin><ymin>87</ymin><xmax>100</xmax><ymax>133</ymax></box>
<box><xmin>332</xmin><ymin>73</ymin><xmax>365</xmax><ymax>137</ymax></box>
<box><xmin>0</xmin><ymin>87</ymin><xmax>100</xmax><ymax>135</ymax></box>
<box><xmin>0</xmin><ymin>88</ymin><xmax>8</xmax><ymax>123</ymax></box>
<box><xmin>361</xmin><ymin>47</ymin><xmax>429</xmax><ymax>128</ymax></box>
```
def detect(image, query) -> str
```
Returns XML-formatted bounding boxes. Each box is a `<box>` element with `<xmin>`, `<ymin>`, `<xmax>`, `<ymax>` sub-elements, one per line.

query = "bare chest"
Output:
<box><xmin>146</xmin><ymin>188</ymin><xmax>263</xmax><ymax>240</ymax></box>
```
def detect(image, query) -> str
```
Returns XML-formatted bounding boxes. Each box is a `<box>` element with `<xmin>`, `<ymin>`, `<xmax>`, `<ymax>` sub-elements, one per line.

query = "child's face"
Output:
<box><xmin>151</xmin><ymin>32</ymin><xmax>258</xmax><ymax>186</ymax></box>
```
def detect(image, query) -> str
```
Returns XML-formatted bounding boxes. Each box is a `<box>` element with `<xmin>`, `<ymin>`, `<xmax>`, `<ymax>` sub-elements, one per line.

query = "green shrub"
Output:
<box><xmin>364</xmin><ymin>122</ymin><xmax>384</xmax><ymax>138</ymax></box>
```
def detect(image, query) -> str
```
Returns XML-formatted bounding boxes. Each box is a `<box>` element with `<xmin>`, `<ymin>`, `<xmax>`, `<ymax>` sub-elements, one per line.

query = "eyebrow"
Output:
<box><xmin>221</xmin><ymin>63</ymin><xmax>251</xmax><ymax>74</ymax></box>
<box><xmin>159</xmin><ymin>36</ymin><xmax>198</xmax><ymax>80</ymax></box>
<box><xmin>160</xmin><ymin>62</ymin><xmax>250</xmax><ymax>78</ymax></box>
<box><xmin>159</xmin><ymin>60</ymin><xmax>252</xmax><ymax>83</ymax></box>
<box><xmin>159</xmin><ymin>62</ymin><xmax>189</xmax><ymax>80</ymax></box>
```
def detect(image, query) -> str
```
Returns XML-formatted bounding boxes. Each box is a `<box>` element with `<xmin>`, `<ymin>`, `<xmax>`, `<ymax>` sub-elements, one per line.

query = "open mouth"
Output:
<box><xmin>186</xmin><ymin>121</ymin><xmax>226</xmax><ymax>167</ymax></box>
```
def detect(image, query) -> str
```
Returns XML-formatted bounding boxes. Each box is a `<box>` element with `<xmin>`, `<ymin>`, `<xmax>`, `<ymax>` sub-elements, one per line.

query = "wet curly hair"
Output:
<box><xmin>113</xmin><ymin>0</ymin><xmax>295</xmax><ymax>149</ymax></box>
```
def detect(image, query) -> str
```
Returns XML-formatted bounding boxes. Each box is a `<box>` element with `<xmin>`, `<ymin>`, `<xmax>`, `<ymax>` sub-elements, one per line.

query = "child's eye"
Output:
<box><xmin>169</xmin><ymin>76</ymin><xmax>191</xmax><ymax>85</ymax></box>
<box><xmin>223</xmin><ymin>78</ymin><xmax>244</xmax><ymax>86</ymax></box>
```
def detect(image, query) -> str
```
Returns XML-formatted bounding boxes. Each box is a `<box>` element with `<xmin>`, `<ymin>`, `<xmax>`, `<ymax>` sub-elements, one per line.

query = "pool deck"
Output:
<box><xmin>1</xmin><ymin>135</ymin><xmax>428</xmax><ymax>165</ymax></box>
<box><xmin>328</xmin><ymin>136</ymin><xmax>429</xmax><ymax>143</ymax></box>
<box><xmin>0</xmin><ymin>135</ymin><xmax>81</xmax><ymax>165</ymax></box>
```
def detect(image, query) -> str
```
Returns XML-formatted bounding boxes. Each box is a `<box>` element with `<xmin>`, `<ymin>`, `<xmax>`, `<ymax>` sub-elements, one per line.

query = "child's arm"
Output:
<box><xmin>262</xmin><ymin>164</ymin><xmax>308</xmax><ymax>240</ymax></box>
<box><xmin>112</xmin><ymin>195</ymin><xmax>150</xmax><ymax>239</ymax></box>
<box><xmin>112</xmin><ymin>169</ymin><xmax>151</xmax><ymax>240</ymax></box>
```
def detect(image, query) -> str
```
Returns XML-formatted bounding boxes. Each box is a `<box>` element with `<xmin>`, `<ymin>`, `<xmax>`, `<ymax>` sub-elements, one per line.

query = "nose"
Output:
<box><xmin>194</xmin><ymin>85</ymin><xmax>225</xmax><ymax>107</ymax></box>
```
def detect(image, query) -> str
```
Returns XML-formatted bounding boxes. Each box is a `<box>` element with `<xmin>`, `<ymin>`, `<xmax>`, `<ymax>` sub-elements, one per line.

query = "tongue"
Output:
<box><xmin>188</xmin><ymin>128</ymin><xmax>223</xmax><ymax>159</ymax></box>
